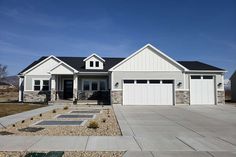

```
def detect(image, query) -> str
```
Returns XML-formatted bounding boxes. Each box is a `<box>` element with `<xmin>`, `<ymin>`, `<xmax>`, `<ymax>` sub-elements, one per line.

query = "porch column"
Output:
<box><xmin>51</xmin><ymin>75</ymin><xmax>56</xmax><ymax>101</ymax></box>
<box><xmin>18</xmin><ymin>77</ymin><xmax>23</xmax><ymax>102</ymax></box>
<box><xmin>73</xmin><ymin>74</ymin><xmax>78</xmax><ymax>100</ymax></box>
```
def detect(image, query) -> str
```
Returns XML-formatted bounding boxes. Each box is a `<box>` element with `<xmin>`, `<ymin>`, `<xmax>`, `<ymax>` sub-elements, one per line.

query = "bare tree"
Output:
<box><xmin>0</xmin><ymin>64</ymin><xmax>7</xmax><ymax>81</ymax></box>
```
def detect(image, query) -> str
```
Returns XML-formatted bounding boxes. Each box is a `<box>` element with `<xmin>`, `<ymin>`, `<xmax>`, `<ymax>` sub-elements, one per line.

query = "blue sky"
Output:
<box><xmin>0</xmin><ymin>0</ymin><xmax>235</xmax><ymax>78</ymax></box>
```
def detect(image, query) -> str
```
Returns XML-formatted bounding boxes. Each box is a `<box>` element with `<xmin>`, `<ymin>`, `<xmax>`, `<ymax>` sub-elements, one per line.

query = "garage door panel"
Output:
<box><xmin>123</xmin><ymin>80</ymin><xmax>173</xmax><ymax>105</ymax></box>
<box><xmin>190</xmin><ymin>76</ymin><xmax>215</xmax><ymax>105</ymax></box>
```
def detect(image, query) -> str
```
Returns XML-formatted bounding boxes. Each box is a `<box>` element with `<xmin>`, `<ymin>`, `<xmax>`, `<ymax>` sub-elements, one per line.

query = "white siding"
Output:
<box><xmin>50</xmin><ymin>64</ymin><xmax>74</xmax><ymax>74</ymax></box>
<box><xmin>27</xmin><ymin>58</ymin><xmax>60</xmax><ymax>75</ymax></box>
<box><xmin>113</xmin><ymin>47</ymin><xmax>181</xmax><ymax>71</ymax></box>
<box><xmin>85</xmin><ymin>56</ymin><xmax>104</xmax><ymax>70</ymax></box>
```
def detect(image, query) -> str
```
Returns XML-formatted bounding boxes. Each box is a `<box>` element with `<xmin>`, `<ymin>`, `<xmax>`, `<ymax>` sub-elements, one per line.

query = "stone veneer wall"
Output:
<box><xmin>175</xmin><ymin>91</ymin><xmax>190</xmax><ymax>105</ymax></box>
<box><xmin>217</xmin><ymin>91</ymin><xmax>225</xmax><ymax>104</ymax></box>
<box><xmin>24</xmin><ymin>91</ymin><xmax>50</xmax><ymax>102</ymax></box>
<box><xmin>111</xmin><ymin>90</ymin><xmax>122</xmax><ymax>104</ymax></box>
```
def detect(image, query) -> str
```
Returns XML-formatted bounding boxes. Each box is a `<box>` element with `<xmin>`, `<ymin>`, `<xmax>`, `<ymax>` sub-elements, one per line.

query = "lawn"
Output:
<box><xmin>0</xmin><ymin>103</ymin><xmax>46</xmax><ymax>118</ymax></box>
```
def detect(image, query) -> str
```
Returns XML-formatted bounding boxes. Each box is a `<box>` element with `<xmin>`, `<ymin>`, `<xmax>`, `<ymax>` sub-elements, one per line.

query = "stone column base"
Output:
<box><xmin>217</xmin><ymin>91</ymin><xmax>225</xmax><ymax>104</ymax></box>
<box><xmin>111</xmin><ymin>90</ymin><xmax>122</xmax><ymax>104</ymax></box>
<box><xmin>175</xmin><ymin>91</ymin><xmax>190</xmax><ymax>105</ymax></box>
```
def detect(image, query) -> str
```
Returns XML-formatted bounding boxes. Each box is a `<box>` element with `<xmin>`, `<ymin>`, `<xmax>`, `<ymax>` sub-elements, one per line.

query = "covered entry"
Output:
<box><xmin>123</xmin><ymin>80</ymin><xmax>174</xmax><ymax>105</ymax></box>
<box><xmin>190</xmin><ymin>75</ymin><xmax>215</xmax><ymax>105</ymax></box>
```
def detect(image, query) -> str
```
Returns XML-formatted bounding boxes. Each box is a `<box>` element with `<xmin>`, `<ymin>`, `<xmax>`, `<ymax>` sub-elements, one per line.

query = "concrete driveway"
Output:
<box><xmin>114</xmin><ymin>104</ymin><xmax>236</xmax><ymax>156</ymax></box>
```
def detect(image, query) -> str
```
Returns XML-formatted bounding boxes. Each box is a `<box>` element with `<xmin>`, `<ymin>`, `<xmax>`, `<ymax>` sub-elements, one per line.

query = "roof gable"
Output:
<box><xmin>83</xmin><ymin>53</ymin><xmax>105</xmax><ymax>62</ymax></box>
<box><xmin>50</xmin><ymin>63</ymin><xmax>74</xmax><ymax>74</ymax></box>
<box><xmin>20</xmin><ymin>55</ymin><xmax>78</xmax><ymax>75</ymax></box>
<box><xmin>109</xmin><ymin>44</ymin><xmax>188</xmax><ymax>71</ymax></box>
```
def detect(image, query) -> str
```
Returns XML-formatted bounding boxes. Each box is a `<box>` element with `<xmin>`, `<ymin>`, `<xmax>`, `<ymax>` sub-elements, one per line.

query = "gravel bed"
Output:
<box><xmin>0</xmin><ymin>106</ymin><xmax>122</xmax><ymax>136</ymax></box>
<box><xmin>0</xmin><ymin>151</ymin><xmax>125</xmax><ymax>157</ymax></box>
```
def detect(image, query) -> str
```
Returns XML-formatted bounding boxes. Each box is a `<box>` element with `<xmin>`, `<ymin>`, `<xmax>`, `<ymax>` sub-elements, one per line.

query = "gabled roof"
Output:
<box><xmin>19</xmin><ymin>44</ymin><xmax>225</xmax><ymax>74</ymax></box>
<box><xmin>178</xmin><ymin>61</ymin><xmax>225</xmax><ymax>71</ymax></box>
<box><xmin>19</xmin><ymin>57</ymin><xmax>124</xmax><ymax>74</ymax></box>
<box><xmin>109</xmin><ymin>44</ymin><xmax>188</xmax><ymax>71</ymax></box>
<box><xmin>83</xmin><ymin>53</ymin><xmax>105</xmax><ymax>62</ymax></box>
<box><xmin>19</xmin><ymin>56</ymin><xmax>224</xmax><ymax>74</ymax></box>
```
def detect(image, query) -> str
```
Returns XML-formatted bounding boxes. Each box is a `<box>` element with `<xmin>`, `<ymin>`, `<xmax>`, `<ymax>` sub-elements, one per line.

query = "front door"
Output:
<box><xmin>64</xmin><ymin>80</ymin><xmax>73</xmax><ymax>99</ymax></box>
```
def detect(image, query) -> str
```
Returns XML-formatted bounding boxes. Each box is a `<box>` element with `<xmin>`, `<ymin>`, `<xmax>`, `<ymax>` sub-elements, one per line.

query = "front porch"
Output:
<box><xmin>50</xmin><ymin>74</ymin><xmax>110</xmax><ymax>104</ymax></box>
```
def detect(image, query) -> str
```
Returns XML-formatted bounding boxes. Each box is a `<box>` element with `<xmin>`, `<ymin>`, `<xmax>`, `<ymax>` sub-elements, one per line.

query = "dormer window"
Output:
<box><xmin>95</xmin><ymin>61</ymin><xmax>99</xmax><ymax>67</ymax></box>
<box><xmin>83</xmin><ymin>53</ymin><xmax>105</xmax><ymax>70</ymax></box>
<box><xmin>90</xmin><ymin>61</ymin><xmax>94</xmax><ymax>67</ymax></box>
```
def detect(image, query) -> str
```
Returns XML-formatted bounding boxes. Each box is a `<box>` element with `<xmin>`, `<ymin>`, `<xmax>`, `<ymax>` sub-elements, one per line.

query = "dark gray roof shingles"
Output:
<box><xmin>19</xmin><ymin>56</ymin><xmax>224</xmax><ymax>74</ymax></box>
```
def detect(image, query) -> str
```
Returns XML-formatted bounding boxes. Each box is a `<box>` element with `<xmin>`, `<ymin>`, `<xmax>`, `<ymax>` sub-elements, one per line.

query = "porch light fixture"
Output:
<box><xmin>177</xmin><ymin>82</ymin><xmax>182</xmax><ymax>87</ymax></box>
<box><xmin>218</xmin><ymin>83</ymin><xmax>222</xmax><ymax>87</ymax></box>
<box><xmin>115</xmin><ymin>82</ymin><xmax>119</xmax><ymax>87</ymax></box>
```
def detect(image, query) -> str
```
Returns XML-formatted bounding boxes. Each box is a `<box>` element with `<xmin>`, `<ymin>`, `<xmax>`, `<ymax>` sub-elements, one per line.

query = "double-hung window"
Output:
<box><xmin>34</xmin><ymin>80</ymin><xmax>50</xmax><ymax>91</ymax></box>
<box><xmin>34</xmin><ymin>80</ymin><xmax>41</xmax><ymax>91</ymax></box>
<box><xmin>42</xmin><ymin>80</ymin><xmax>49</xmax><ymax>91</ymax></box>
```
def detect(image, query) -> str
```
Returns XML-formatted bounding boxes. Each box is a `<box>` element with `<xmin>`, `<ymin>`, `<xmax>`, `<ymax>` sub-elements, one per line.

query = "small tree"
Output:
<box><xmin>0</xmin><ymin>64</ymin><xmax>7</xmax><ymax>81</ymax></box>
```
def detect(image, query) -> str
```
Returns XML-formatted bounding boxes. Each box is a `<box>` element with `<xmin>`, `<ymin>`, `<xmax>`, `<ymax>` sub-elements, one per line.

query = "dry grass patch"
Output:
<box><xmin>0</xmin><ymin>103</ymin><xmax>46</xmax><ymax>118</ymax></box>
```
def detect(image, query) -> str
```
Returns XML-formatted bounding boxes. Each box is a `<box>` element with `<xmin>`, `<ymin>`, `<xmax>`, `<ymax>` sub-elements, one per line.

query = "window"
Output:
<box><xmin>124</xmin><ymin>80</ymin><xmax>134</xmax><ymax>84</ymax></box>
<box><xmin>203</xmin><ymin>76</ymin><xmax>213</xmax><ymax>79</ymax></box>
<box><xmin>34</xmin><ymin>80</ymin><xmax>41</xmax><ymax>91</ymax></box>
<box><xmin>42</xmin><ymin>80</ymin><xmax>49</xmax><ymax>91</ymax></box>
<box><xmin>95</xmin><ymin>61</ymin><xmax>99</xmax><ymax>67</ymax></box>
<box><xmin>99</xmin><ymin>81</ymin><xmax>106</xmax><ymax>90</ymax></box>
<box><xmin>162</xmin><ymin>80</ymin><xmax>173</xmax><ymax>84</ymax></box>
<box><xmin>136</xmin><ymin>80</ymin><xmax>147</xmax><ymax>84</ymax></box>
<box><xmin>92</xmin><ymin>81</ymin><xmax>98</xmax><ymax>90</ymax></box>
<box><xmin>149</xmin><ymin>80</ymin><xmax>160</xmax><ymax>84</ymax></box>
<box><xmin>191</xmin><ymin>76</ymin><xmax>201</xmax><ymax>79</ymax></box>
<box><xmin>83</xmin><ymin>81</ymin><xmax>90</xmax><ymax>91</ymax></box>
<box><xmin>90</xmin><ymin>61</ymin><xmax>94</xmax><ymax>67</ymax></box>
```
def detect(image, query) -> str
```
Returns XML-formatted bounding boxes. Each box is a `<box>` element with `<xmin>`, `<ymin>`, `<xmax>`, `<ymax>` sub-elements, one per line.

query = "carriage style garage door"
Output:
<box><xmin>190</xmin><ymin>75</ymin><xmax>215</xmax><ymax>105</ymax></box>
<box><xmin>123</xmin><ymin>80</ymin><xmax>174</xmax><ymax>105</ymax></box>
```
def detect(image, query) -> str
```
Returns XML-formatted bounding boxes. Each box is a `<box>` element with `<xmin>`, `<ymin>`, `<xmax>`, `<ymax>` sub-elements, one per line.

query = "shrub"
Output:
<box><xmin>87</xmin><ymin>121</ymin><xmax>99</xmax><ymax>129</ymax></box>
<box><xmin>52</xmin><ymin>109</ymin><xmax>56</xmax><ymax>113</ymax></box>
<box><xmin>102</xmin><ymin>118</ymin><xmax>106</xmax><ymax>123</ymax></box>
<box><xmin>63</xmin><ymin>106</ymin><xmax>69</xmax><ymax>110</ymax></box>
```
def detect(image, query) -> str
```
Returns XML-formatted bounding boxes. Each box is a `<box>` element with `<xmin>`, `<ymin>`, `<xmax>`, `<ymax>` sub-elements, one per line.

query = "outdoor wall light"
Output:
<box><xmin>115</xmin><ymin>82</ymin><xmax>119</xmax><ymax>87</ymax></box>
<box><xmin>218</xmin><ymin>83</ymin><xmax>222</xmax><ymax>87</ymax></box>
<box><xmin>177</xmin><ymin>82</ymin><xmax>182</xmax><ymax>87</ymax></box>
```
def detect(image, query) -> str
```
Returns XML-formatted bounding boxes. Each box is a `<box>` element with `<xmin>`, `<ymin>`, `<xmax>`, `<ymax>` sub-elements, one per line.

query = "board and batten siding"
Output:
<box><xmin>113</xmin><ymin>47</ymin><xmax>181</xmax><ymax>71</ymax></box>
<box><xmin>26</xmin><ymin>57</ymin><xmax>60</xmax><ymax>75</ymax></box>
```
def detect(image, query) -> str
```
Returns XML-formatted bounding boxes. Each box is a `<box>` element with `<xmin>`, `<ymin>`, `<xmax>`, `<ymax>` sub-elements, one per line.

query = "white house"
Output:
<box><xmin>18</xmin><ymin>44</ymin><xmax>226</xmax><ymax>105</ymax></box>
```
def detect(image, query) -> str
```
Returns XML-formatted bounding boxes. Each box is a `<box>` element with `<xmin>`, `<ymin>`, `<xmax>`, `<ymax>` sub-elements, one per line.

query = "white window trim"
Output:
<box><xmin>82</xmin><ymin>79</ymin><xmax>107</xmax><ymax>91</ymax></box>
<box><xmin>32</xmin><ymin>78</ymin><xmax>50</xmax><ymax>91</ymax></box>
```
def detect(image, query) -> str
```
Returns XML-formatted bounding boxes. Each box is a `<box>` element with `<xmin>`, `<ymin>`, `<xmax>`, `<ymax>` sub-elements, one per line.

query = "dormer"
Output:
<box><xmin>83</xmin><ymin>53</ymin><xmax>105</xmax><ymax>70</ymax></box>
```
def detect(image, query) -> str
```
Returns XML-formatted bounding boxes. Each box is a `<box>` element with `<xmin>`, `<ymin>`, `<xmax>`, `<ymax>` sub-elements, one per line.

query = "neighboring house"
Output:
<box><xmin>18</xmin><ymin>44</ymin><xmax>226</xmax><ymax>105</ymax></box>
<box><xmin>0</xmin><ymin>81</ymin><xmax>15</xmax><ymax>89</ymax></box>
<box><xmin>230</xmin><ymin>71</ymin><xmax>236</xmax><ymax>102</ymax></box>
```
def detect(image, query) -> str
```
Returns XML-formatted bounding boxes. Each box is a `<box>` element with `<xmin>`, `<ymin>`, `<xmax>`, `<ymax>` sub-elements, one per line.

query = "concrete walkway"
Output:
<box><xmin>0</xmin><ymin>105</ymin><xmax>60</xmax><ymax>128</ymax></box>
<box><xmin>0</xmin><ymin>104</ymin><xmax>236</xmax><ymax>157</ymax></box>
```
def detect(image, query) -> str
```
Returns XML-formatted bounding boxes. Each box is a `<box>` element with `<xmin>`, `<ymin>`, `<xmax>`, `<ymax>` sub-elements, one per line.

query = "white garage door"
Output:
<box><xmin>190</xmin><ymin>76</ymin><xmax>215</xmax><ymax>105</ymax></box>
<box><xmin>123</xmin><ymin>80</ymin><xmax>173</xmax><ymax>105</ymax></box>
